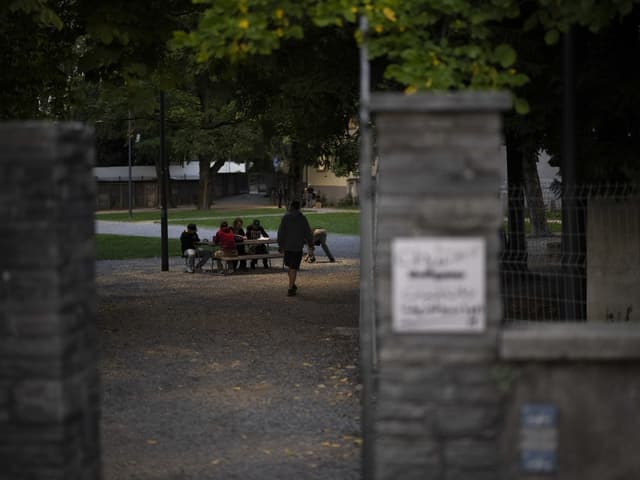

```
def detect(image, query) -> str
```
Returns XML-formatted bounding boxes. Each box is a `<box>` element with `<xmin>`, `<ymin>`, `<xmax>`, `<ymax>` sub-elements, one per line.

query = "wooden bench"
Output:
<box><xmin>215</xmin><ymin>252</ymin><xmax>284</xmax><ymax>273</ymax></box>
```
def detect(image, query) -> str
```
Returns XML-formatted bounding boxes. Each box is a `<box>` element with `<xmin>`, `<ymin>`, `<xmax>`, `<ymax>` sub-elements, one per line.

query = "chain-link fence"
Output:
<box><xmin>501</xmin><ymin>184</ymin><xmax>640</xmax><ymax>324</ymax></box>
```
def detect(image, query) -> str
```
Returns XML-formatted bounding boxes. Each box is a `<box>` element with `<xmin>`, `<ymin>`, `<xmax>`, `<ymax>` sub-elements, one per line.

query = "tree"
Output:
<box><xmin>234</xmin><ymin>22</ymin><xmax>360</xmax><ymax>200</ymax></box>
<box><xmin>0</xmin><ymin>1</ymin><xmax>74</xmax><ymax>119</ymax></box>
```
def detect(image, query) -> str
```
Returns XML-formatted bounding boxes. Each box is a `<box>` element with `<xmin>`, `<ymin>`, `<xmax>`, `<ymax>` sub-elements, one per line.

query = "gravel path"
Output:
<box><xmin>97</xmin><ymin>257</ymin><xmax>362</xmax><ymax>479</ymax></box>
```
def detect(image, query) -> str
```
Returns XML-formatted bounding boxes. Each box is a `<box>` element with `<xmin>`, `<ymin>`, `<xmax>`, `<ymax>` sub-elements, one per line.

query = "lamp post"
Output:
<box><xmin>159</xmin><ymin>91</ymin><xmax>169</xmax><ymax>271</ymax></box>
<box><xmin>127</xmin><ymin>112</ymin><xmax>133</xmax><ymax>218</ymax></box>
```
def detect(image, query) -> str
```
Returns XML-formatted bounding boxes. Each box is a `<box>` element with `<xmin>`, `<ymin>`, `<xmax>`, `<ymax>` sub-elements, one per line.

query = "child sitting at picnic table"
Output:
<box><xmin>213</xmin><ymin>221</ymin><xmax>243</xmax><ymax>273</ymax></box>
<box><xmin>180</xmin><ymin>223</ymin><xmax>211</xmax><ymax>273</ymax></box>
<box><xmin>245</xmin><ymin>219</ymin><xmax>270</xmax><ymax>269</ymax></box>
<box><xmin>232</xmin><ymin>217</ymin><xmax>248</xmax><ymax>272</ymax></box>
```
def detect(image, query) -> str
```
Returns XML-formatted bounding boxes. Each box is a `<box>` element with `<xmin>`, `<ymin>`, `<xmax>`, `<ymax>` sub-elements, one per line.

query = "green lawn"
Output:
<box><xmin>96</xmin><ymin>234</ymin><xmax>182</xmax><ymax>260</ymax></box>
<box><xmin>96</xmin><ymin>209</ymin><xmax>360</xmax><ymax>235</ymax></box>
<box><xmin>96</xmin><ymin>208</ymin><xmax>360</xmax><ymax>260</ymax></box>
<box><xmin>96</xmin><ymin>208</ymin><xmax>278</xmax><ymax>223</ymax></box>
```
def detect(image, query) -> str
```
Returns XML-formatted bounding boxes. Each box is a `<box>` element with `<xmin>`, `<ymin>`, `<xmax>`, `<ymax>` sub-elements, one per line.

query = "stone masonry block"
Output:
<box><xmin>444</xmin><ymin>438</ymin><xmax>500</xmax><ymax>469</ymax></box>
<box><xmin>377</xmin><ymin>171</ymin><xmax>501</xmax><ymax>196</ymax></box>
<box><xmin>445</xmin><ymin>468</ymin><xmax>500</xmax><ymax>480</ymax></box>
<box><xmin>0</xmin><ymin>356</ymin><xmax>63</xmax><ymax>379</ymax></box>
<box><xmin>371</xmin><ymin>91</ymin><xmax>512</xmax><ymax>112</ymax></box>
<box><xmin>1</xmin><ymin>270</ymin><xmax>60</xmax><ymax>308</ymax></box>
<box><xmin>436</xmin><ymin>382</ymin><xmax>502</xmax><ymax>406</ymax></box>
<box><xmin>376</xmin><ymin>400</ymin><xmax>432</xmax><ymax>421</ymax></box>
<box><xmin>376</xmin><ymin>125</ymin><xmax>502</xmax><ymax>153</ymax></box>
<box><xmin>0</xmin><ymin>335</ymin><xmax>65</xmax><ymax>358</ymax></box>
<box><xmin>12</xmin><ymin>380</ymin><xmax>64</xmax><ymax>423</ymax></box>
<box><xmin>434</xmin><ymin>405</ymin><xmax>500</xmax><ymax>437</ymax></box>
<box><xmin>375</xmin><ymin>195</ymin><xmax>503</xmax><ymax>232</ymax></box>
<box><xmin>376</xmin><ymin>435</ymin><xmax>441</xmax><ymax>479</ymax></box>
<box><xmin>12</xmin><ymin>313</ymin><xmax>63</xmax><ymax>337</ymax></box>
<box><xmin>378</xmin><ymin>463</ymin><xmax>443</xmax><ymax>480</ymax></box>
<box><xmin>377</xmin><ymin>147</ymin><xmax>504</xmax><ymax>178</ymax></box>
<box><xmin>377</xmin><ymin>419</ymin><xmax>428</xmax><ymax>436</ymax></box>
<box><xmin>379</xmin><ymin>340</ymin><xmax>498</xmax><ymax>365</ymax></box>
<box><xmin>378</xmin><ymin>111</ymin><xmax>502</xmax><ymax>133</ymax></box>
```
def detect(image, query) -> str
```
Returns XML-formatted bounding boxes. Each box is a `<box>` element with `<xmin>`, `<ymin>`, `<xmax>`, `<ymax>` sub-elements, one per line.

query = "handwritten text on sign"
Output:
<box><xmin>392</xmin><ymin>237</ymin><xmax>486</xmax><ymax>333</ymax></box>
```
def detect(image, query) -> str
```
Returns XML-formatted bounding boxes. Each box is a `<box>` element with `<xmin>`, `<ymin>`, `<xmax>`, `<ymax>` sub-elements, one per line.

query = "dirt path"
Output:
<box><xmin>97</xmin><ymin>257</ymin><xmax>362</xmax><ymax>479</ymax></box>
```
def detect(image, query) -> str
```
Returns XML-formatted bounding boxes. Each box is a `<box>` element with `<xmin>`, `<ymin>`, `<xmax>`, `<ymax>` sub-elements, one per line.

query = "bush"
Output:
<box><xmin>337</xmin><ymin>193</ymin><xmax>358</xmax><ymax>208</ymax></box>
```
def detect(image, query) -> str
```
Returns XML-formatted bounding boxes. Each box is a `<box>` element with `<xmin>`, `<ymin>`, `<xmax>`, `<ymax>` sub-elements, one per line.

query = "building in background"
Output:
<box><xmin>94</xmin><ymin>161</ymin><xmax>247</xmax><ymax>210</ymax></box>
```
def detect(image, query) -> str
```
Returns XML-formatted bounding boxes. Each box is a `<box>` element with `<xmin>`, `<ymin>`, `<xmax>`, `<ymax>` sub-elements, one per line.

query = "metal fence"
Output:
<box><xmin>500</xmin><ymin>184</ymin><xmax>640</xmax><ymax>323</ymax></box>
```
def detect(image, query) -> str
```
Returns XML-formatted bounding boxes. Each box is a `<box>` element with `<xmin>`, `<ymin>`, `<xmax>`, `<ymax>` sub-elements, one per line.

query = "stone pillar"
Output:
<box><xmin>370</xmin><ymin>92</ymin><xmax>510</xmax><ymax>479</ymax></box>
<box><xmin>0</xmin><ymin>123</ymin><xmax>100</xmax><ymax>479</ymax></box>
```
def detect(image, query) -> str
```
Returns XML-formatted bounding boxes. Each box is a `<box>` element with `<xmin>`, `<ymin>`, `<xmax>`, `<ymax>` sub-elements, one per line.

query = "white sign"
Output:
<box><xmin>392</xmin><ymin>237</ymin><xmax>486</xmax><ymax>333</ymax></box>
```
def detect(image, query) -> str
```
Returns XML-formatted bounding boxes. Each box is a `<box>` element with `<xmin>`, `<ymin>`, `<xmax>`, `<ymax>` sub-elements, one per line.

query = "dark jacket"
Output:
<box><xmin>246</xmin><ymin>224</ymin><xmax>269</xmax><ymax>254</ymax></box>
<box><xmin>234</xmin><ymin>226</ymin><xmax>246</xmax><ymax>255</ymax></box>
<box><xmin>246</xmin><ymin>224</ymin><xmax>269</xmax><ymax>240</ymax></box>
<box><xmin>180</xmin><ymin>230</ymin><xmax>200</xmax><ymax>252</ymax></box>
<box><xmin>277</xmin><ymin>210</ymin><xmax>313</xmax><ymax>252</ymax></box>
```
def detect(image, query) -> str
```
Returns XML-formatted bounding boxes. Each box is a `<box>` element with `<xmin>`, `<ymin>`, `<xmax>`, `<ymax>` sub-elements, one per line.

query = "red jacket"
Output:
<box><xmin>214</xmin><ymin>227</ymin><xmax>237</xmax><ymax>251</ymax></box>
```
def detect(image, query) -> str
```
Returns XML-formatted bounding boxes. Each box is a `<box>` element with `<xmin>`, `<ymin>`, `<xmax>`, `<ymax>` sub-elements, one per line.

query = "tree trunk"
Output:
<box><xmin>504</xmin><ymin>140</ymin><xmax>528</xmax><ymax>270</ymax></box>
<box><xmin>208</xmin><ymin>159</ymin><xmax>226</xmax><ymax>206</ymax></box>
<box><xmin>286</xmin><ymin>142</ymin><xmax>304</xmax><ymax>206</ymax></box>
<box><xmin>198</xmin><ymin>157</ymin><xmax>211</xmax><ymax>210</ymax></box>
<box><xmin>153</xmin><ymin>161</ymin><xmax>175</xmax><ymax>208</ymax></box>
<box><xmin>523</xmin><ymin>151</ymin><xmax>551</xmax><ymax>237</ymax></box>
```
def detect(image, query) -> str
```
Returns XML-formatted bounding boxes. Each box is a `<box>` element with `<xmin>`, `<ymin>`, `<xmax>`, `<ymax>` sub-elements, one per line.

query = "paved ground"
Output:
<box><xmin>96</xmin><ymin>196</ymin><xmax>363</xmax><ymax>479</ymax></box>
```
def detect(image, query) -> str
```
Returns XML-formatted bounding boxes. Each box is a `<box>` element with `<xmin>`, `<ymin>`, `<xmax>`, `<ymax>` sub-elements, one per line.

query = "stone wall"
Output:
<box><xmin>500</xmin><ymin>362</ymin><xmax>640</xmax><ymax>479</ymax></box>
<box><xmin>370</xmin><ymin>92</ymin><xmax>510</xmax><ymax>480</ymax></box>
<box><xmin>0</xmin><ymin>123</ymin><xmax>100</xmax><ymax>479</ymax></box>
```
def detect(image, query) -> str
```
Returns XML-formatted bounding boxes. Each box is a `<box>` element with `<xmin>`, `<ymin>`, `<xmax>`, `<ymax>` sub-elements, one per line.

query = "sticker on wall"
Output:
<box><xmin>391</xmin><ymin>237</ymin><xmax>486</xmax><ymax>333</ymax></box>
<box><xmin>520</xmin><ymin>403</ymin><xmax>558</xmax><ymax>474</ymax></box>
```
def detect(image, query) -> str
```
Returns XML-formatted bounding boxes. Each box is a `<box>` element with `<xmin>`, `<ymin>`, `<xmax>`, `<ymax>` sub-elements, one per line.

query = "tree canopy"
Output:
<box><xmin>2</xmin><ymin>0</ymin><xmax>638</xmax><ymax>186</ymax></box>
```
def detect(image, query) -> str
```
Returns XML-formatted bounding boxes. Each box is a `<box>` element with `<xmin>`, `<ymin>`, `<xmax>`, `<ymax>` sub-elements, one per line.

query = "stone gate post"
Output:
<box><xmin>369</xmin><ymin>92</ymin><xmax>511</xmax><ymax>479</ymax></box>
<box><xmin>0</xmin><ymin>123</ymin><xmax>100</xmax><ymax>479</ymax></box>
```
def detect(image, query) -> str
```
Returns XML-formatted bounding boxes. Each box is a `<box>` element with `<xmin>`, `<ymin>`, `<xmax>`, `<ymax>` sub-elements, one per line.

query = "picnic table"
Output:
<box><xmin>195</xmin><ymin>238</ymin><xmax>283</xmax><ymax>273</ymax></box>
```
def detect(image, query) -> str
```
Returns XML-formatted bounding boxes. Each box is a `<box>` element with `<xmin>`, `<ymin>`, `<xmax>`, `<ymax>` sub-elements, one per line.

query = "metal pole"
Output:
<box><xmin>561</xmin><ymin>28</ymin><xmax>580</xmax><ymax>319</ymax></box>
<box><xmin>128</xmin><ymin>112</ymin><xmax>133</xmax><ymax>218</ymax></box>
<box><xmin>160</xmin><ymin>91</ymin><xmax>169</xmax><ymax>271</ymax></box>
<box><xmin>358</xmin><ymin>14</ymin><xmax>376</xmax><ymax>480</ymax></box>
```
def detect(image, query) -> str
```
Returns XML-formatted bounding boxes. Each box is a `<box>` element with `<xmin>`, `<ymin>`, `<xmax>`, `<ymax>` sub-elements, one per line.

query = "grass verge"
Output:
<box><xmin>96</xmin><ymin>234</ymin><xmax>182</xmax><ymax>260</ymax></box>
<box><xmin>97</xmin><ymin>210</ymin><xmax>360</xmax><ymax>235</ymax></box>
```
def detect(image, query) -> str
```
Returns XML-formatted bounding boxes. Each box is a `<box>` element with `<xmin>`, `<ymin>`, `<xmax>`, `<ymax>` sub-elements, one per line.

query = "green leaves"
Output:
<box><xmin>493</xmin><ymin>44</ymin><xmax>517</xmax><ymax>67</ymax></box>
<box><xmin>544</xmin><ymin>29</ymin><xmax>560</xmax><ymax>45</ymax></box>
<box><xmin>514</xmin><ymin>97</ymin><xmax>530</xmax><ymax>115</ymax></box>
<box><xmin>173</xmin><ymin>0</ymin><xmax>313</xmax><ymax>63</ymax></box>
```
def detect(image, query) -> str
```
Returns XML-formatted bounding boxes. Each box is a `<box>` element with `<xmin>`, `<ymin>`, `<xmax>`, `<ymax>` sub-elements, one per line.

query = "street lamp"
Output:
<box><xmin>127</xmin><ymin>112</ymin><xmax>133</xmax><ymax>218</ymax></box>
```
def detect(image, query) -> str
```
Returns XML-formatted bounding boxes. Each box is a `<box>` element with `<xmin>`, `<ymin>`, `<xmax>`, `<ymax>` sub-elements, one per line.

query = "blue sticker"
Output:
<box><xmin>521</xmin><ymin>404</ymin><xmax>558</xmax><ymax>428</ymax></box>
<box><xmin>521</xmin><ymin>450</ymin><xmax>557</xmax><ymax>473</ymax></box>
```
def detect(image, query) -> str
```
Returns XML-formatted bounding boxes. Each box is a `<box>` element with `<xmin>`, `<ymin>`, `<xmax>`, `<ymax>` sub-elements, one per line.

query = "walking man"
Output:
<box><xmin>277</xmin><ymin>200</ymin><xmax>314</xmax><ymax>296</ymax></box>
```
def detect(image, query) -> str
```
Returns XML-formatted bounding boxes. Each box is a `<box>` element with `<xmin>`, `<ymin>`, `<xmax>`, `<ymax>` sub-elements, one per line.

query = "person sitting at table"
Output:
<box><xmin>213</xmin><ymin>220</ymin><xmax>240</xmax><ymax>273</ymax></box>
<box><xmin>232</xmin><ymin>217</ymin><xmax>248</xmax><ymax>272</ymax></box>
<box><xmin>245</xmin><ymin>218</ymin><xmax>270</xmax><ymax>269</ymax></box>
<box><xmin>180</xmin><ymin>223</ymin><xmax>211</xmax><ymax>273</ymax></box>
